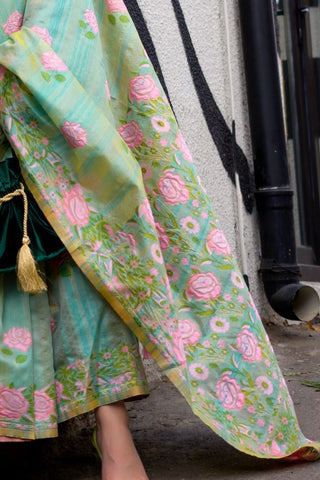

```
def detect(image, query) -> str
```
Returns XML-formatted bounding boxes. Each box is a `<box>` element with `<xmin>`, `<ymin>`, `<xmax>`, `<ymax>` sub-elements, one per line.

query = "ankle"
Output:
<box><xmin>95</xmin><ymin>401</ymin><xmax>129</xmax><ymax>430</ymax></box>
<box><xmin>94</xmin><ymin>403</ymin><xmax>149</xmax><ymax>480</ymax></box>
<box><xmin>94</xmin><ymin>402</ymin><xmax>132</xmax><ymax>459</ymax></box>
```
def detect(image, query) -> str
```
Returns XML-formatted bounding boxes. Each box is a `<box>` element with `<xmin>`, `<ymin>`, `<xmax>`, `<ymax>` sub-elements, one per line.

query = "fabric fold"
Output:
<box><xmin>0</xmin><ymin>0</ymin><xmax>319</xmax><ymax>459</ymax></box>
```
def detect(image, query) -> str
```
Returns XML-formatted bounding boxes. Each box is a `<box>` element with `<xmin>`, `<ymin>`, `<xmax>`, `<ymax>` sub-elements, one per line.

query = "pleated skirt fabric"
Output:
<box><xmin>0</xmin><ymin>256</ymin><xmax>148</xmax><ymax>439</ymax></box>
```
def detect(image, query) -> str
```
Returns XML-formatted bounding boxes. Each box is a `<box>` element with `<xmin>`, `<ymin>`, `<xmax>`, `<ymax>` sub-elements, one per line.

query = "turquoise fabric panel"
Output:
<box><xmin>0</xmin><ymin>258</ymin><xmax>148</xmax><ymax>439</ymax></box>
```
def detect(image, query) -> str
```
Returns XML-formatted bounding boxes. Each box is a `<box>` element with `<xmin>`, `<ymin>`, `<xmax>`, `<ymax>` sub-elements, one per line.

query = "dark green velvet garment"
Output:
<box><xmin>0</xmin><ymin>156</ymin><xmax>65</xmax><ymax>272</ymax></box>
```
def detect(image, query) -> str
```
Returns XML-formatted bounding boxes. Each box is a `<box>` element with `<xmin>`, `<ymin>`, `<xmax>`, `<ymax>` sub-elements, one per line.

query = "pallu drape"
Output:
<box><xmin>0</xmin><ymin>0</ymin><xmax>318</xmax><ymax>458</ymax></box>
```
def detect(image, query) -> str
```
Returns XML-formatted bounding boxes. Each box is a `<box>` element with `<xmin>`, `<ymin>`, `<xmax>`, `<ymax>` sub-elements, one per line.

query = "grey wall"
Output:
<box><xmin>126</xmin><ymin>0</ymin><xmax>284</xmax><ymax>323</ymax></box>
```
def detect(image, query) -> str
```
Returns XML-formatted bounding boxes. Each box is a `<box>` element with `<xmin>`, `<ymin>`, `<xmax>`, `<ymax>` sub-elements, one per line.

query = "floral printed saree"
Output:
<box><xmin>0</xmin><ymin>0</ymin><xmax>319</xmax><ymax>460</ymax></box>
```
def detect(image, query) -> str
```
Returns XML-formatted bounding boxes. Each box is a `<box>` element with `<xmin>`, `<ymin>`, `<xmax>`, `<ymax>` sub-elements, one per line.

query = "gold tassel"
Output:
<box><xmin>0</xmin><ymin>183</ymin><xmax>47</xmax><ymax>294</ymax></box>
<box><xmin>16</xmin><ymin>235</ymin><xmax>47</xmax><ymax>294</ymax></box>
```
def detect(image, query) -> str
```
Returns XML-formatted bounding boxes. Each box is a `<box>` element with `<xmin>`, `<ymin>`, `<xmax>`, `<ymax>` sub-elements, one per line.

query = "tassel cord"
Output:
<box><xmin>0</xmin><ymin>183</ymin><xmax>31</xmax><ymax>245</ymax></box>
<box><xmin>0</xmin><ymin>182</ymin><xmax>47</xmax><ymax>293</ymax></box>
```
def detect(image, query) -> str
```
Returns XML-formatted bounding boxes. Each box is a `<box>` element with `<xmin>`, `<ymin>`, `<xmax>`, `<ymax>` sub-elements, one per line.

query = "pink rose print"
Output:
<box><xmin>84</xmin><ymin>8</ymin><xmax>99</xmax><ymax>33</ymax></box>
<box><xmin>34</xmin><ymin>391</ymin><xmax>55</xmax><ymax>421</ymax></box>
<box><xmin>231</xmin><ymin>270</ymin><xmax>245</xmax><ymax>289</ymax></box>
<box><xmin>255</xmin><ymin>376</ymin><xmax>273</xmax><ymax>395</ymax></box>
<box><xmin>206</xmin><ymin>228</ymin><xmax>231</xmax><ymax>255</ymax></box>
<box><xmin>129</xmin><ymin>74</ymin><xmax>160</xmax><ymax>103</ymax></box>
<box><xmin>151</xmin><ymin>116</ymin><xmax>170</xmax><ymax>132</ymax></box>
<box><xmin>210</xmin><ymin>316</ymin><xmax>230</xmax><ymax>333</ymax></box>
<box><xmin>175</xmin><ymin>130</ymin><xmax>193</xmax><ymax>162</ymax></box>
<box><xmin>186</xmin><ymin>272</ymin><xmax>222</xmax><ymax>301</ymax></box>
<box><xmin>105</xmin><ymin>0</ymin><xmax>128</xmax><ymax>12</ymax></box>
<box><xmin>151</xmin><ymin>243</ymin><xmax>163</xmax><ymax>264</ymax></box>
<box><xmin>140</xmin><ymin>163</ymin><xmax>152</xmax><ymax>180</ymax></box>
<box><xmin>138</xmin><ymin>197</ymin><xmax>155</xmax><ymax>226</ymax></box>
<box><xmin>63</xmin><ymin>184</ymin><xmax>90</xmax><ymax>227</ymax></box>
<box><xmin>61</xmin><ymin>120</ymin><xmax>88</xmax><ymax>149</ymax></box>
<box><xmin>271</xmin><ymin>440</ymin><xmax>283</xmax><ymax>456</ymax></box>
<box><xmin>105</xmin><ymin>275</ymin><xmax>127</xmax><ymax>293</ymax></box>
<box><xmin>158</xmin><ymin>171</ymin><xmax>189</xmax><ymax>205</ymax></box>
<box><xmin>31</xmin><ymin>26</ymin><xmax>53</xmax><ymax>45</ymax></box>
<box><xmin>236</xmin><ymin>326</ymin><xmax>262</xmax><ymax>363</ymax></box>
<box><xmin>189</xmin><ymin>363</ymin><xmax>209</xmax><ymax>380</ymax></box>
<box><xmin>3</xmin><ymin>327</ymin><xmax>32</xmax><ymax>352</ymax></box>
<box><xmin>174</xmin><ymin>344</ymin><xmax>187</xmax><ymax>367</ymax></box>
<box><xmin>180</xmin><ymin>216</ymin><xmax>200</xmax><ymax>234</ymax></box>
<box><xmin>155</xmin><ymin>222</ymin><xmax>170</xmax><ymax>250</ymax></box>
<box><xmin>0</xmin><ymin>386</ymin><xmax>29</xmax><ymax>419</ymax></box>
<box><xmin>166</xmin><ymin>264</ymin><xmax>180</xmax><ymax>282</ymax></box>
<box><xmin>172</xmin><ymin>329</ymin><xmax>187</xmax><ymax>367</ymax></box>
<box><xmin>177</xmin><ymin>318</ymin><xmax>201</xmax><ymax>346</ymax></box>
<box><xmin>216</xmin><ymin>373</ymin><xmax>245</xmax><ymax>410</ymax></box>
<box><xmin>3</xmin><ymin>11</ymin><xmax>23</xmax><ymax>35</ymax></box>
<box><xmin>0</xmin><ymin>65</ymin><xmax>7</xmax><ymax>82</ymax></box>
<box><xmin>117</xmin><ymin>231</ymin><xmax>137</xmax><ymax>251</ymax></box>
<box><xmin>41</xmin><ymin>51</ymin><xmax>68</xmax><ymax>71</ymax></box>
<box><xmin>118</xmin><ymin>121</ymin><xmax>144</xmax><ymax>149</ymax></box>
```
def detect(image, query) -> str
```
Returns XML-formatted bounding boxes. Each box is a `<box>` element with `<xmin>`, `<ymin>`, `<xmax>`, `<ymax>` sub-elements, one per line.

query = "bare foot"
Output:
<box><xmin>95</xmin><ymin>402</ymin><xmax>149</xmax><ymax>480</ymax></box>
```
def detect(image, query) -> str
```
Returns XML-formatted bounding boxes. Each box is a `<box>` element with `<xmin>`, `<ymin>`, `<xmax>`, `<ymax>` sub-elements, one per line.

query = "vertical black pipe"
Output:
<box><xmin>239</xmin><ymin>0</ymin><xmax>319</xmax><ymax>320</ymax></box>
<box><xmin>239</xmin><ymin>1</ymin><xmax>289</xmax><ymax>187</ymax></box>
